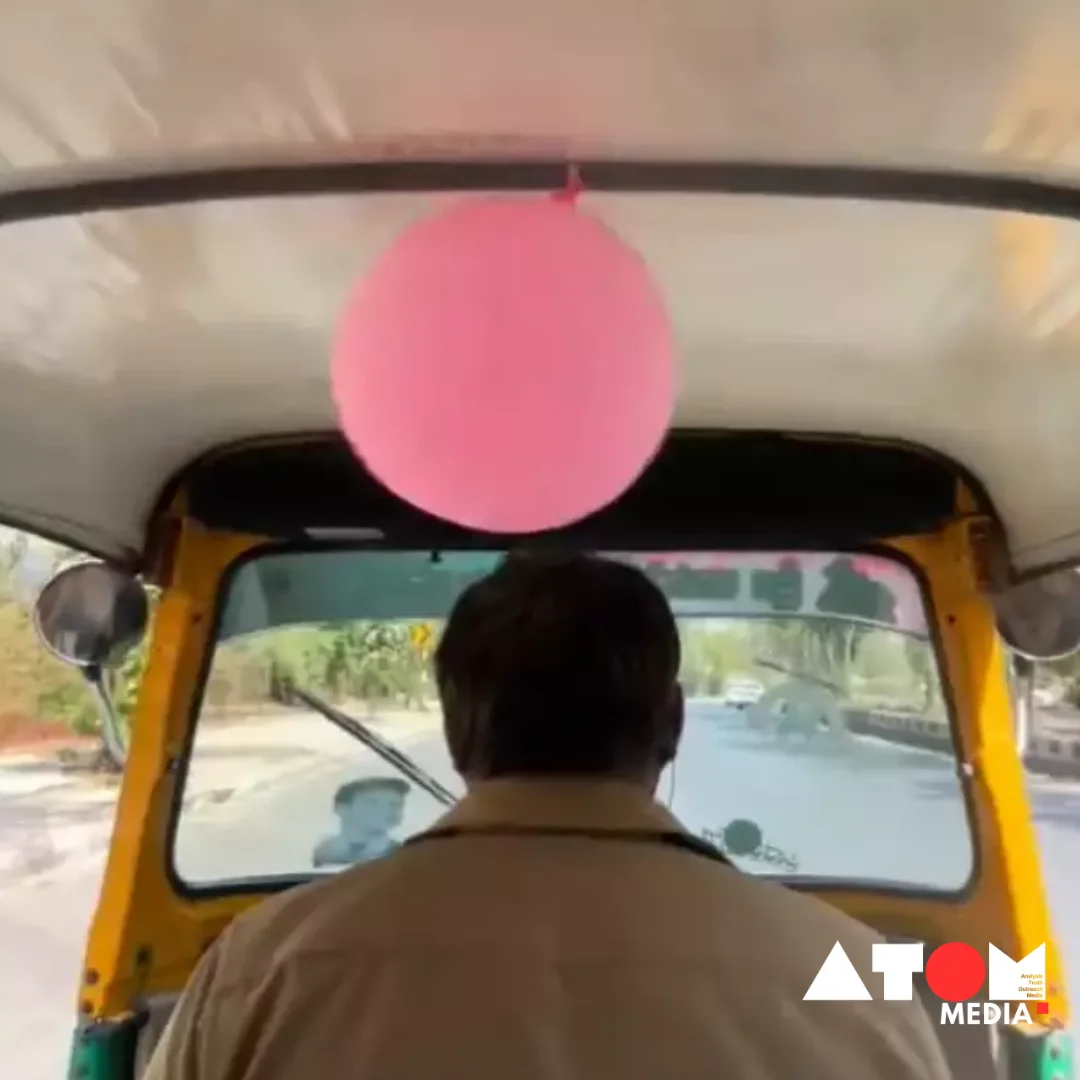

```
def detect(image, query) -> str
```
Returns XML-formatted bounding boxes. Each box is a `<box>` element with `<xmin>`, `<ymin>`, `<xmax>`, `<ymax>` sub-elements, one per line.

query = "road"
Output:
<box><xmin>2</xmin><ymin>702</ymin><xmax>1079</xmax><ymax>1079</ymax></box>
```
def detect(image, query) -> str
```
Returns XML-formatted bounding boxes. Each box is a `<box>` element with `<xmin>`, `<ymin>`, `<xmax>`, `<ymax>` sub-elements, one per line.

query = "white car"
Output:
<box><xmin>721</xmin><ymin>678</ymin><xmax>765</xmax><ymax>710</ymax></box>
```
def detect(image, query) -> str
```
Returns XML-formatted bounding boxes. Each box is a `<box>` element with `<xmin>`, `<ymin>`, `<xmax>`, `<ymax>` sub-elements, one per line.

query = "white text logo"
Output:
<box><xmin>804</xmin><ymin>941</ymin><xmax>1047</xmax><ymax>1025</ymax></box>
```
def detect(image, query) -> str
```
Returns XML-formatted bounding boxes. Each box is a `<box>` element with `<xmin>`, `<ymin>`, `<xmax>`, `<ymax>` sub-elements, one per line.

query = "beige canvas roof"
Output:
<box><xmin>3</xmin><ymin>0</ymin><xmax>1080</xmax><ymax>568</ymax></box>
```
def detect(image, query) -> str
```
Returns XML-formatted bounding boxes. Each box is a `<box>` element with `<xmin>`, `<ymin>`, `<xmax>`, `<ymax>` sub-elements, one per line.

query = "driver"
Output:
<box><xmin>144</xmin><ymin>553</ymin><xmax>949</xmax><ymax>1080</ymax></box>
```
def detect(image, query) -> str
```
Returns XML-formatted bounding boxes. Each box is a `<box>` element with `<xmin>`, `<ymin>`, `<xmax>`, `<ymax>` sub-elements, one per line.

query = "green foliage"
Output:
<box><xmin>1044</xmin><ymin>651</ymin><xmax>1080</xmax><ymax>707</ymax></box>
<box><xmin>756</xmin><ymin>618</ymin><xmax>872</xmax><ymax>691</ymax></box>
<box><xmin>679</xmin><ymin>626</ymin><xmax>751</xmax><ymax>694</ymax></box>
<box><xmin>105</xmin><ymin>622</ymin><xmax>155</xmax><ymax>745</ymax></box>
<box><xmin>0</xmin><ymin>524</ymin><xmax>940</xmax><ymax>741</ymax></box>
<box><xmin>206</xmin><ymin>620</ymin><xmax>436</xmax><ymax>714</ymax></box>
<box><xmin>35</xmin><ymin>679</ymin><xmax>100</xmax><ymax>735</ymax></box>
<box><xmin>749</xmin><ymin>618</ymin><xmax>934</xmax><ymax>712</ymax></box>
<box><xmin>305</xmin><ymin>621</ymin><xmax>429</xmax><ymax>705</ymax></box>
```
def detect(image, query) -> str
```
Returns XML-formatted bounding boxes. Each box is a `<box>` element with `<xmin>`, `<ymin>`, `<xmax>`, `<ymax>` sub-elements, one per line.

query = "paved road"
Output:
<box><xmin>174</xmin><ymin>703</ymin><xmax>975</xmax><ymax>890</ymax></box>
<box><xmin>3</xmin><ymin>703</ymin><xmax>1079</xmax><ymax>1079</ymax></box>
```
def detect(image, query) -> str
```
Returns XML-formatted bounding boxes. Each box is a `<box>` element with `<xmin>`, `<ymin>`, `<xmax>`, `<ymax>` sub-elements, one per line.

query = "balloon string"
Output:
<box><xmin>553</xmin><ymin>165</ymin><xmax>583</xmax><ymax>206</ymax></box>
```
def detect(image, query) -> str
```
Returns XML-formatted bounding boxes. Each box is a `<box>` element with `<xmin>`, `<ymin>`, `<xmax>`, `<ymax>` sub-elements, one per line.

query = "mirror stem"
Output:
<box><xmin>82</xmin><ymin>663</ymin><xmax>127</xmax><ymax>773</ymax></box>
<box><xmin>1012</xmin><ymin>655</ymin><xmax>1034</xmax><ymax>759</ymax></box>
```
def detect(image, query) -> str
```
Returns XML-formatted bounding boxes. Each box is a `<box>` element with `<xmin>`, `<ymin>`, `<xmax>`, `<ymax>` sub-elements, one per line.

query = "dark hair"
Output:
<box><xmin>435</xmin><ymin>552</ymin><xmax>681</xmax><ymax>778</ymax></box>
<box><xmin>334</xmin><ymin>777</ymin><xmax>409</xmax><ymax>808</ymax></box>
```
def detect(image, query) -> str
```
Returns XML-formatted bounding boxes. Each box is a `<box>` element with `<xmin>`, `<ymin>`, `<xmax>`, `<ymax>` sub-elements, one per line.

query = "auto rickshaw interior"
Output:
<box><xmin>37</xmin><ymin>429</ymin><xmax>1074</xmax><ymax>1080</ymax></box>
<box><xmin>4</xmin><ymin>4</ymin><xmax>1080</xmax><ymax>1079</ymax></box>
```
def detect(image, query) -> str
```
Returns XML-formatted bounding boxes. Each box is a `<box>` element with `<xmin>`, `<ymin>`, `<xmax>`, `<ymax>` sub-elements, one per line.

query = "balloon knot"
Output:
<box><xmin>553</xmin><ymin>165</ymin><xmax>583</xmax><ymax>206</ymax></box>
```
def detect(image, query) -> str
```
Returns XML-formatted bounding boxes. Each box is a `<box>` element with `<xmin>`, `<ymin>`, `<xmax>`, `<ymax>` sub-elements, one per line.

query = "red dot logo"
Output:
<box><xmin>925</xmin><ymin>942</ymin><xmax>986</xmax><ymax>1002</ymax></box>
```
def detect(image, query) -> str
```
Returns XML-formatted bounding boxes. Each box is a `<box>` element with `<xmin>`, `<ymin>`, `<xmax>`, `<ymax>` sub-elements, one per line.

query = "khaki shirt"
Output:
<box><xmin>145</xmin><ymin>780</ymin><xmax>950</xmax><ymax>1080</ymax></box>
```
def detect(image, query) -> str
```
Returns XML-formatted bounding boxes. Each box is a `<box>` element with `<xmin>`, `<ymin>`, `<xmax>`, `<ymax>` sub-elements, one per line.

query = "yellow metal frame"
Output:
<box><xmin>75</xmin><ymin>512</ymin><xmax>1069</xmax><ymax>1032</ymax></box>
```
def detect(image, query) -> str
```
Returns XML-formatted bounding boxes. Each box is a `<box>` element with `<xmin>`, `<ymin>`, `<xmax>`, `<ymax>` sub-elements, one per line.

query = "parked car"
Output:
<box><xmin>721</xmin><ymin>677</ymin><xmax>765</xmax><ymax>710</ymax></box>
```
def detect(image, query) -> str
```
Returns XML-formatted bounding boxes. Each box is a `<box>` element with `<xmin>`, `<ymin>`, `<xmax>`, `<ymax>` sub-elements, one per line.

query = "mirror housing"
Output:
<box><xmin>33</xmin><ymin>560</ymin><xmax>149</xmax><ymax>669</ymax></box>
<box><xmin>991</xmin><ymin>568</ymin><xmax>1080</xmax><ymax>662</ymax></box>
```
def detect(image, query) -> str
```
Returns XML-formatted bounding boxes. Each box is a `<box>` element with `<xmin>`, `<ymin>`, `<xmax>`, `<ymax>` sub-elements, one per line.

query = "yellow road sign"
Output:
<box><xmin>410</xmin><ymin>622</ymin><xmax>434</xmax><ymax>653</ymax></box>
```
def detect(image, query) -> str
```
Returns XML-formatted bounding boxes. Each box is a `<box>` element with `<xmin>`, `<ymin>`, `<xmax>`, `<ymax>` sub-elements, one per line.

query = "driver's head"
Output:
<box><xmin>435</xmin><ymin>553</ymin><xmax>683</xmax><ymax>789</ymax></box>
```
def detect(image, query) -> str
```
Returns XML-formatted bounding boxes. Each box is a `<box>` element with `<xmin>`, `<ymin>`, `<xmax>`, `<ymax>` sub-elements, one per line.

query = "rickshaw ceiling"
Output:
<box><xmin>3</xmin><ymin>0</ymin><xmax>1080</xmax><ymax>572</ymax></box>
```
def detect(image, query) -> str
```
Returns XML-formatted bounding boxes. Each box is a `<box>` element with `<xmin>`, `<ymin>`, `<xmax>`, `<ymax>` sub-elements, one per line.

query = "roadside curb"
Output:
<box><xmin>845</xmin><ymin>709</ymin><xmax>1080</xmax><ymax>779</ymax></box>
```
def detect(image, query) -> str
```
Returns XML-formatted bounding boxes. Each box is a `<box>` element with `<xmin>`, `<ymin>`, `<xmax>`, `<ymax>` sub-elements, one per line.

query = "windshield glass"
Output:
<box><xmin>172</xmin><ymin>548</ymin><xmax>973</xmax><ymax>892</ymax></box>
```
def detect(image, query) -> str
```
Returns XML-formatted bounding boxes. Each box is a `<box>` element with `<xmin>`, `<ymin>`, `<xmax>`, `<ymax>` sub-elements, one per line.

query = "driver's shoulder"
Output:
<box><xmin>207</xmin><ymin>858</ymin><xmax>402</xmax><ymax>990</ymax></box>
<box><xmin>695</xmin><ymin>865</ymin><xmax>884</xmax><ymax>974</ymax></box>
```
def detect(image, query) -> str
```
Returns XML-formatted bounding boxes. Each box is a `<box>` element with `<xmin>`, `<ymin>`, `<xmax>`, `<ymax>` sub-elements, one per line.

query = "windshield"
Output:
<box><xmin>172</xmin><ymin>548</ymin><xmax>973</xmax><ymax>893</ymax></box>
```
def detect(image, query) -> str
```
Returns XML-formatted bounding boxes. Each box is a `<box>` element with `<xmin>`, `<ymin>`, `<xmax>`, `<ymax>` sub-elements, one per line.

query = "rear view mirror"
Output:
<box><xmin>991</xmin><ymin>568</ymin><xmax>1080</xmax><ymax>662</ymax></box>
<box><xmin>33</xmin><ymin>560</ymin><xmax>149</xmax><ymax>669</ymax></box>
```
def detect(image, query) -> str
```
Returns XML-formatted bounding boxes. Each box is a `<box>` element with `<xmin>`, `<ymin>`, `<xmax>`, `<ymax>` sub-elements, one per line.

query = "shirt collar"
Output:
<box><xmin>430</xmin><ymin>778</ymin><xmax>685</xmax><ymax>835</ymax></box>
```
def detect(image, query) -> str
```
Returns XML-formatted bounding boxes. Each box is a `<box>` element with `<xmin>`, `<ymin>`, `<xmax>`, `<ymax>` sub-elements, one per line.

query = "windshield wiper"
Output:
<box><xmin>279</xmin><ymin>681</ymin><xmax>456</xmax><ymax>806</ymax></box>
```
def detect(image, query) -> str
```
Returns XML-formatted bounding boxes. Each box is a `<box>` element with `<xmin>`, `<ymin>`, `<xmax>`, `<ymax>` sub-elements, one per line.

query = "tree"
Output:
<box><xmin>903</xmin><ymin>636</ymin><xmax>939</xmax><ymax>714</ymax></box>
<box><xmin>751</xmin><ymin>618</ymin><xmax>868</xmax><ymax>696</ymax></box>
<box><xmin>0</xmin><ymin>531</ymin><xmax>29</xmax><ymax>599</ymax></box>
<box><xmin>292</xmin><ymin>621</ymin><xmax>431</xmax><ymax>709</ymax></box>
<box><xmin>679</xmin><ymin>626</ymin><xmax>750</xmax><ymax>694</ymax></box>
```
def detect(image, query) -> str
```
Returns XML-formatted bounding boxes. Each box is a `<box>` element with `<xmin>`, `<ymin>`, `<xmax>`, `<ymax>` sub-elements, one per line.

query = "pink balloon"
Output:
<box><xmin>332</xmin><ymin>195</ymin><xmax>674</xmax><ymax>533</ymax></box>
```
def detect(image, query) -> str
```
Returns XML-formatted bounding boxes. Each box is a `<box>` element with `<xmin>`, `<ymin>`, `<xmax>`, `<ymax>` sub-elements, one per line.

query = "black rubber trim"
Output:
<box><xmin>164</xmin><ymin>430</ymin><xmax>982</xmax><ymax>553</ymax></box>
<box><xmin>0</xmin><ymin>156</ymin><xmax>1024</xmax><ymax>565</ymax></box>
<box><xmin>404</xmin><ymin>824</ymin><xmax>733</xmax><ymax>865</ymax></box>
<box><xmin>3</xmin><ymin>158</ymin><xmax>1080</xmax><ymax>225</ymax></box>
